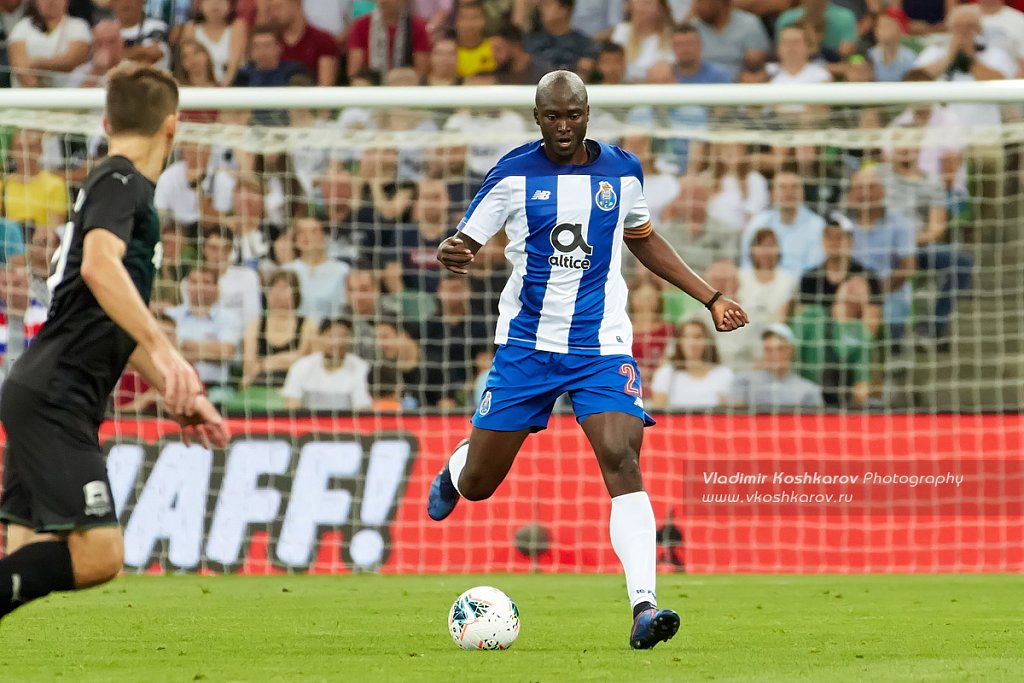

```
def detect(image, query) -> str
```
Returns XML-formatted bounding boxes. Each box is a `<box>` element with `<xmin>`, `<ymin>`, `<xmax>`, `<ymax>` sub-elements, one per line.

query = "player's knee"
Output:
<box><xmin>457</xmin><ymin>471</ymin><xmax>496</xmax><ymax>502</ymax></box>
<box><xmin>69</xmin><ymin>528</ymin><xmax>124</xmax><ymax>587</ymax></box>
<box><xmin>600</xmin><ymin>445</ymin><xmax>641</xmax><ymax>479</ymax></box>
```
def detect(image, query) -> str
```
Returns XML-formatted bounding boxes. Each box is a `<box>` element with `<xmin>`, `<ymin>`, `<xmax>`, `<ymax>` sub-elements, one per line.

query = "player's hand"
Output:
<box><xmin>437</xmin><ymin>237</ymin><xmax>474</xmax><ymax>274</ymax></box>
<box><xmin>170</xmin><ymin>395</ymin><xmax>230</xmax><ymax>449</ymax></box>
<box><xmin>711</xmin><ymin>297</ymin><xmax>749</xmax><ymax>332</ymax></box>
<box><xmin>152</xmin><ymin>344</ymin><xmax>203</xmax><ymax>416</ymax></box>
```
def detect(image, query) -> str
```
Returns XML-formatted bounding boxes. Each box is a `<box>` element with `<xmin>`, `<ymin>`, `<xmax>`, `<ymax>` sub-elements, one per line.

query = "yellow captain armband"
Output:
<box><xmin>623</xmin><ymin>221</ymin><xmax>653</xmax><ymax>239</ymax></box>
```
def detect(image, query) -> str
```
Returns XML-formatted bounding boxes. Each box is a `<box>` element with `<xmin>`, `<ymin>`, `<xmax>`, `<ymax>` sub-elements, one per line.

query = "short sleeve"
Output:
<box><xmin>79</xmin><ymin>173</ymin><xmax>141</xmax><ymax>243</ymax></box>
<box><xmin>979</xmin><ymin>46</ymin><xmax>1017</xmax><ymax>78</ymax></box>
<box><xmin>66</xmin><ymin>17</ymin><xmax>92</xmax><ymax>43</ymax></box>
<box><xmin>8</xmin><ymin>18</ymin><xmax>32</xmax><ymax>42</ymax></box>
<box><xmin>352</xmin><ymin>357</ymin><xmax>373</xmax><ymax>410</ymax></box>
<box><xmin>651</xmin><ymin>364</ymin><xmax>672</xmax><ymax>395</ymax></box>
<box><xmin>623</xmin><ymin>189</ymin><xmax>652</xmax><ymax>239</ymax></box>
<box><xmin>457</xmin><ymin>169</ymin><xmax>512</xmax><ymax>244</ymax></box>
<box><xmin>730</xmin><ymin>373</ymin><xmax>751</xmax><ymax>405</ymax></box>
<box><xmin>913</xmin><ymin>45</ymin><xmax>944</xmax><ymax>69</ymax></box>
<box><xmin>281</xmin><ymin>356</ymin><xmax>310</xmax><ymax>399</ymax></box>
<box><xmin>803</xmin><ymin>382</ymin><xmax>825</xmax><ymax>408</ymax></box>
<box><xmin>891</xmin><ymin>213</ymin><xmax>916</xmax><ymax>261</ymax></box>
<box><xmin>410</xmin><ymin>17</ymin><xmax>432</xmax><ymax>53</ymax></box>
<box><xmin>348</xmin><ymin>17</ymin><xmax>370</xmax><ymax>50</ymax></box>
<box><xmin>744</xmin><ymin>14</ymin><xmax>772</xmax><ymax>53</ymax></box>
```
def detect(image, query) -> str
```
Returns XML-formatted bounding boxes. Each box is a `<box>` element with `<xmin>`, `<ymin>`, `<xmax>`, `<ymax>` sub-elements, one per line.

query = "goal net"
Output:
<box><xmin>0</xmin><ymin>83</ymin><xmax>1021</xmax><ymax>574</ymax></box>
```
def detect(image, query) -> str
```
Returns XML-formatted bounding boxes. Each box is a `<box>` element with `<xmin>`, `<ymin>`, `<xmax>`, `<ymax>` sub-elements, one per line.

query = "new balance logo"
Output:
<box><xmin>530</xmin><ymin>190</ymin><xmax>551</xmax><ymax>201</ymax></box>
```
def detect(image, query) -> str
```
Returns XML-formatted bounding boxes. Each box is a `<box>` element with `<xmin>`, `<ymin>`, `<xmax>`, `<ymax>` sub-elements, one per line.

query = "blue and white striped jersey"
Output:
<box><xmin>457</xmin><ymin>140</ymin><xmax>653</xmax><ymax>356</ymax></box>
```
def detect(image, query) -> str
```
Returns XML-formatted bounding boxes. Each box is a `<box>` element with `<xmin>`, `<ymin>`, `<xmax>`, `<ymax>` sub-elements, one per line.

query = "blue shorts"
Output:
<box><xmin>472</xmin><ymin>345</ymin><xmax>656</xmax><ymax>432</ymax></box>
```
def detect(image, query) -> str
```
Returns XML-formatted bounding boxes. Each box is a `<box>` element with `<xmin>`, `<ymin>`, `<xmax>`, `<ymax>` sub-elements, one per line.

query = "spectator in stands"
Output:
<box><xmin>0</xmin><ymin>265</ymin><xmax>47</xmax><ymax>391</ymax></box>
<box><xmin>173</xmin><ymin>37</ymin><xmax>219</xmax><ymax>91</ymax></box>
<box><xmin>470</xmin><ymin>347</ymin><xmax>493</xmax><ymax>406</ymax></box>
<box><xmin>68</xmin><ymin>19</ymin><xmax>123</xmax><ymax>88</ymax></box>
<box><xmin>620</xmin><ymin>134</ymin><xmax>680</xmax><ymax>223</ymax></box>
<box><xmin>24</xmin><ymin>221</ymin><xmax>53</xmax><ymax>307</ymax></box>
<box><xmin>493</xmin><ymin>22</ymin><xmax>551</xmax><ymax>84</ymax></box>
<box><xmin>167</xmin><ymin>265</ymin><xmax>244</xmax><ymax>402</ymax></box>
<box><xmin>629</xmin><ymin>279</ymin><xmax>674</xmax><ymax>394</ymax></box>
<box><xmin>375</xmin><ymin>316</ymin><xmax>425</xmax><ymax>407</ymax></box>
<box><xmin>267</xmin><ymin>0</ymin><xmax>338</xmax><ymax>86</ymax></box>
<box><xmin>0</xmin><ymin>1</ymin><xmax>29</xmax><ymax>88</ymax></box>
<box><xmin>786</xmin><ymin>144</ymin><xmax>844</xmax><ymax>216</ymax></box>
<box><xmin>524</xmin><ymin>0</ymin><xmax>596</xmax><ymax>73</ymax></box>
<box><xmin>672</xmin><ymin>22</ymin><xmax>731</xmax><ymax>84</ymax></box>
<box><xmin>234</xmin><ymin>23</ymin><xmax>307</xmax><ymax>86</ymax></box>
<box><xmin>661</xmin><ymin>175</ymin><xmax>739</xmax><ymax>275</ymax></box>
<box><xmin>0</xmin><ymin>198</ymin><xmax>26</xmax><ymax>267</ymax></box>
<box><xmin>731</xmin><ymin>323</ymin><xmax>826</xmax><ymax>409</ymax></box>
<box><xmin>701</xmin><ymin>258</ymin><xmax>759</xmax><ymax>369</ymax></box>
<box><xmin>412</xmin><ymin>0</ymin><xmax>451</xmax><ymax>34</ymax></box>
<box><xmin>738</xmin><ymin>227</ymin><xmax>797</xmax><ymax>333</ymax></box>
<box><xmin>591</xmin><ymin>39</ymin><xmax>626</xmax><ymax>84</ymax></box>
<box><xmin>798</xmin><ymin>214</ymin><xmax>883</xmax><ymax>337</ymax></box>
<box><xmin>443</xmin><ymin>96</ymin><xmax>528</xmax><ymax>180</ymax></box>
<box><xmin>1</xmin><ymin>129</ymin><xmax>68</xmax><ymax>229</ymax></box>
<box><xmin>282</xmin><ymin>318</ymin><xmax>372</xmax><ymax>411</ymax></box>
<box><xmin>147</xmin><ymin>0</ymin><xmax>192</xmax><ymax>37</ymax></box>
<box><xmin>177</xmin><ymin>0</ymin><xmax>247</xmax><ymax>86</ymax></box>
<box><xmin>181</xmin><ymin>226</ymin><xmax>262</xmax><ymax>327</ymax></box>
<box><xmin>343</xmin><ymin>267</ymin><xmax>393</xmax><ymax>360</ymax></box>
<box><xmin>740</xmin><ymin>171</ymin><xmax>826</xmax><ymax>279</ymax></box>
<box><xmin>570</xmin><ymin>0</ymin><xmax>623</xmax><ymax>41</ymax></box>
<box><xmin>7</xmin><ymin>0</ymin><xmax>90</xmax><ymax>87</ymax></box>
<box><xmin>113</xmin><ymin>0</ymin><xmax>170</xmax><ymax>69</ymax></box>
<box><xmin>423</xmin><ymin>274</ymin><xmax>489</xmax><ymax>408</ymax></box>
<box><xmin>914</xmin><ymin>5</ymin><xmax>1016</xmax><ymax>129</ymax></box>
<box><xmin>868</xmin><ymin>8</ymin><xmax>915</xmax><ymax>82</ymax></box>
<box><xmin>347</xmin><ymin>0</ymin><xmax>431</xmax><ymax>81</ymax></box>
<box><xmin>226</xmin><ymin>174</ymin><xmax>274</xmax><ymax>270</ymax></box>
<box><xmin>281</xmin><ymin>217</ymin><xmax>350</xmax><ymax>318</ymax></box>
<box><xmin>693</xmin><ymin>0</ymin><xmax>771</xmax><ymax>81</ymax></box>
<box><xmin>650</xmin><ymin>320</ymin><xmax>734</xmax><ymax>410</ymax></box>
<box><xmin>792</xmin><ymin>275</ymin><xmax>875</xmax><ymax>408</ymax></box>
<box><xmin>876</xmin><ymin>141</ymin><xmax>973</xmax><ymax>347</ymax></box>
<box><xmin>425</xmin><ymin>30</ymin><xmax>461</xmax><ymax>85</ymax></box>
<box><xmin>609</xmin><ymin>0</ymin><xmax>674</xmax><ymax>82</ymax></box>
<box><xmin>369</xmin><ymin>362</ymin><xmax>404</xmax><ymax>411</ymax></box>
<box><xmin>241</xmin><ymin>269</ymin><xmax>315</xmax><ymax>390</ymax></box>
<box><xmin>844</xmin><ymin>167</ymin><xmax>916</xmax><ymax>346</ymax></box>
<box><xmin>154</xmin><ymin>141</ymin><xmax>234</xmax><ymax>235</ymax></box>
<box><xmin>978</xmin><ymin>0</ymin><xmax>1024</xmax><ymax>72</ymax></box>
<box><xmin>901</xmin><ymin>0</ymin><xmax>956</xmax><ymax>36</ymax></box>
<box><xmin>776</xmin><ymin>0</ymin><xmax>857</xmax><ymax>58</ymax></box>
<box><xmin>706</xmin><ymin>142</ymin><xmax>770</xmax><ymax>236</ymax></box>
<box><xmin>770</xmin><ymin>23</ymin><xmax>832</xmax><ymax>98</ymax></box>
<box><xmin>453</xmin><ymin>0</ymin><xmax>494</xmax><ymax>77</ymax></box>
<box><xmin>399</xmin><ymin>178</ymin><xmax>451</xmax><ymax>293</ymax></box>
<box><xmin>357</xmin><ymin>142</ymin><xmax>416</xmax><ymax>226</ymax></box>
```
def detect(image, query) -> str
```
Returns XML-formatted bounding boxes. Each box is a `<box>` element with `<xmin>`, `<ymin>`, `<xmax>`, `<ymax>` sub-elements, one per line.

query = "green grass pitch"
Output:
<box><xmin>2</xmin><ymin>574</ymin><xmax>1021</xmax><ymax>682</ymax></box>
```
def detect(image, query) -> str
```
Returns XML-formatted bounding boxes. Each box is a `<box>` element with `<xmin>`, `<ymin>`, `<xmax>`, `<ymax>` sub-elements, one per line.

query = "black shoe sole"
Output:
<box><xmin>630</xmin><ymin>610</ymin><xmax>680</xmax><ymax>650</ymax></box>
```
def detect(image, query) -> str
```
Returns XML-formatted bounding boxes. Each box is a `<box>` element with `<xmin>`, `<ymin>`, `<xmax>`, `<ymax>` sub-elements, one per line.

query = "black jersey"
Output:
<box><xmin>7</xmin><ymin>155</ymin><xmax>161</xmax><ymax>424</ymax></box>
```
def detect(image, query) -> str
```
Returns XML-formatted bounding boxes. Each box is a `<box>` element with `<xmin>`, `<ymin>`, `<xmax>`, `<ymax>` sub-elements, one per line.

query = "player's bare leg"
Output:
<box><xmin>582</xmin><ymin>412</ymin><xmax>680</xmax><ymax>649</ymax></box>
<box><xmin>4</xmin><ymin>525</ymin><xmax>58</xmax><ymax>554</ymax></box>
<box><xmin>0</xmin><ymin>526</ymin><xmax>123</xmax><ymax>619</ymax></box>
<box><xmin>427</xmin><ymin>426</ymin><xmax>531</xmax><ymax>520</ymax></box>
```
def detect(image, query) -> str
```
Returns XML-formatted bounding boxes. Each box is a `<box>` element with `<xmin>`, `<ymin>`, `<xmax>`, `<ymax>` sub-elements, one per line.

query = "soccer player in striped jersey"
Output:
<box><xmin>427</xmin><ymin>71</ymin><xmax>749</xmax><ymax>649</ymax></box>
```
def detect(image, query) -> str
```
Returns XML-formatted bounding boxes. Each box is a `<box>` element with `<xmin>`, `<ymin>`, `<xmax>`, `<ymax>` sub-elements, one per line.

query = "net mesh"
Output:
<box><xmin>0</xmin><ymin>96</ymin><xmax>1021</xmax><ymax>573</ymax></box>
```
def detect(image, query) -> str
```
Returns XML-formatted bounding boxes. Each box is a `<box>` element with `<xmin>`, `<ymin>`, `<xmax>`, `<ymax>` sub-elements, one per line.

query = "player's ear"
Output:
<box><xmin>162</xmin><ymin>113</ymin><xmax>178</xmax><ymax>142</ymax></box>
<box><xmin>533</xmin><ymin>107</ymin><xmax>540</xmax><ymax>126</ymax></box>
<box><xmin>102</xmin><ymin>116</ymin><xmax>112</xmax><ymax>136</ymax></box>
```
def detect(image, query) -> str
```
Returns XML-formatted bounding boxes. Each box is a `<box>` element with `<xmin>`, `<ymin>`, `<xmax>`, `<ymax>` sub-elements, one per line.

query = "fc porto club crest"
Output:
<box><xmin>478</xmin><ymin>391</ymin><xmax>492</xmax><ymax>416</ymax></box>
<box><xmin>595</xmin><ymin>181</ymin><xmax>617</xmax><ymax>211</ymax></box>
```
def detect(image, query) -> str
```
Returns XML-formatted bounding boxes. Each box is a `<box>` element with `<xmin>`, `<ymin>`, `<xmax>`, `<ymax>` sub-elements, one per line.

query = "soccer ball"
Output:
<box><xmin>447</xmin><ymin>586</ymin><xmax>520</xmax><ymax>650</ymax></box>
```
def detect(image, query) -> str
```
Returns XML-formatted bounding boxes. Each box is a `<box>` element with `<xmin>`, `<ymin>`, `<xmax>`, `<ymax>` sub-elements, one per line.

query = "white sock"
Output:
<box><xmin>610</xmin><ymin>491</ymin><xmax>658</xmax><ymax>611</ymax></box>
<box><xmin>448</xmin><ymin>441</ymin><xmax>469</xmax><ymax>497</ymax></box>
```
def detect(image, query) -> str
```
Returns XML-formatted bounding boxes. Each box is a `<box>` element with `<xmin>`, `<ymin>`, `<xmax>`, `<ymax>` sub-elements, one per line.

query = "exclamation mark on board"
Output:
<box><xmin>351</xmin><ymin>440</ymin><xmax>413</xmax><ymax>569</ymax></box>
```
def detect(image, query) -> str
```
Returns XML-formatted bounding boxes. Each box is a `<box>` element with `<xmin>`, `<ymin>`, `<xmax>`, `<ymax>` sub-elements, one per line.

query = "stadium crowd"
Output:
<box><xmin>0</xmin><ymin>0</ymin><xmax>1006</xmax><ymax>412</ymax></box>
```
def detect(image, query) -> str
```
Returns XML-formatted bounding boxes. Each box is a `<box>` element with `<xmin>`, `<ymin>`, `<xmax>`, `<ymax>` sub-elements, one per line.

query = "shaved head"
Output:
<box><xmin>535</xmin><ymin>70</ymin><xmax>588</xmax><ymax>108</ymax></box>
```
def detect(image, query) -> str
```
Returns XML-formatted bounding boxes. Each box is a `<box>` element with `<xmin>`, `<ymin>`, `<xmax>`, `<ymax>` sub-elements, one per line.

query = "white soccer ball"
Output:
<box><xmin>448</xmin><ymin>586</ymin><xmax>520</xmax><ymax>650</ymax></box>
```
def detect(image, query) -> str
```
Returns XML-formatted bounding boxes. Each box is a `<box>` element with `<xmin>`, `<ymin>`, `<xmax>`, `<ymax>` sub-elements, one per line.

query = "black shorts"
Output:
<box><xmin>0</xmin><ymin>382</ymin><xmax>118</xmax><ymax>532</ymax></box>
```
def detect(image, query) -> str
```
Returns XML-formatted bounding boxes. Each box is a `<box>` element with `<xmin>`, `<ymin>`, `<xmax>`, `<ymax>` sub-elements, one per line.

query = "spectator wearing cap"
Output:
<box><xmin>868</xmin><ymin>8</ymin><xmax>916</xmax><ymax>82</ymax></box>
<box><xmin>776</xmin><ymin>0</ymin><xmax>857</xmax><ymax>58</ymax></box>
<box><xmin>740</xmin><ymin>171</ymin><xmax>826</xmax><ymax>280</ymax></box>
<box><xmin>524</xmin><ymin>0</ymin><xmax>597</xmax><ymax>73</ymax></box>
<box><xmin>976</xmin><ymin>0</ymin><xmax>1024</xmax><ymax>72</ymax></box>
<box><xmin>347</xmin><ymin>0</ymin><xmax>431</xmax><ymax>81</ymax></box>
<box><xmin>692</xmin><ymin>0</ymin><xmax>771</xmax><ymax>81</ymax></box>
<box><xmin>267</xmin><ymin>0</ymin><xmax>339</xmax><ymax>85</ymax></box>
<box><xmin>492</xmin><ymin>24</ymin><xmax>552</xmax><ymax>84</ymax></box>
<box><xmin>282</xmin><ymin>318</ymin><xmax>373</xmax><ymax>411</ymax></box>
<box><xmin>672</xmin><ymin>22</ymin><xmax>730</xmax><ymax>84</ymax></box>
<box><xmin>731</xmin><ymin>323</ymin><xmax>825</xmax><ymax>409</ymax></box>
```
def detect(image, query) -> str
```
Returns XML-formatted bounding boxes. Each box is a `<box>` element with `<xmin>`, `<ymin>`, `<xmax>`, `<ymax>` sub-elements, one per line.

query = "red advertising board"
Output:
<box><xmin>1</xmin><ymin>414</ymin><xmax>1022</xmax><ymax>573</ymax></box>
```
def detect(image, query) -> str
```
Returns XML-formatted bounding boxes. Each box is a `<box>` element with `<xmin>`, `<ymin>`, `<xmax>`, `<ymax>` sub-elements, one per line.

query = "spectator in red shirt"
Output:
<box><xmin>347</xmin><ymin>0</ymin><xmax>432</xmax><ymax>81</ymax></box>
<box><xmin>267</xmin><ymin>0</ymin><xmax>339</xmax><ymax>85</ymax></box>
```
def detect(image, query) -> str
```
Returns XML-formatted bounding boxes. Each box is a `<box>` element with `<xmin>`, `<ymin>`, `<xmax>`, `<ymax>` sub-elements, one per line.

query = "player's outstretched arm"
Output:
<box><xmin>625</xmin><ymin>230</ymin><xmax>749</xmax><ymax>332</ymax></box>
<box><xmin>436</xmin><ymin>232</ymin><xmax>483</xmax><ymax>275</ymax></box>
<box><xmin>81</xmin><ymin>229</ymin><xmax>203</xmax><ymax>415</ymax></box>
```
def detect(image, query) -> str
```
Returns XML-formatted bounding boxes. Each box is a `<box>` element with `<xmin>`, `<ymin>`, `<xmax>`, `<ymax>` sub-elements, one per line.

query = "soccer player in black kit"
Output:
<box><xmin>0</xmin><ymin>63</ymin><xmax>228</xmax><ymax>621</ymax></box>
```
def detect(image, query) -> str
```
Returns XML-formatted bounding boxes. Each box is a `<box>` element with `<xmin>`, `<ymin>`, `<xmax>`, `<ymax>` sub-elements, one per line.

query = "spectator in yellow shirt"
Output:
<box><xmin>2</xmin><ymin>129</ymin><xmax>68</xmax><ymax>229</ymax></box>
<box><xmin>455</xmin><ymin>1</ymin><xmax>495</xmax><ymax>77</ymax></box>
